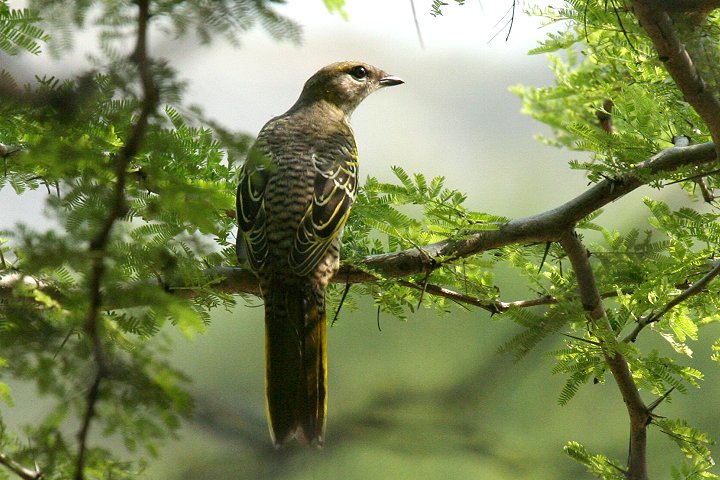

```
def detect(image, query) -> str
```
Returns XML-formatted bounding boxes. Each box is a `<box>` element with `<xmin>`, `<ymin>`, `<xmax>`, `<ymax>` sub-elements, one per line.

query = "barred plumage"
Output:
<box><xmin>236</xmin><ymin>61</ymin><xmax>403</xmax><ymax>446</ymax></box>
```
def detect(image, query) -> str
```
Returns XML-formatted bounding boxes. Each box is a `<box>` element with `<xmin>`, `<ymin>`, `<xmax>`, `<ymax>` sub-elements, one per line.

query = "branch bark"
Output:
<box><xmin>158</xmin><ymin>142</ymin><xmax>716</xmax><ymax>299</ymax></box>
<box><xmin>560</xmin><ymin>231</ymin><xmax>649</xmax><ymax>480</ymax></box>
<box><xmin>632</xmin><ymin>2</ymin><xmax>720</xmax><ymax>155</ymax></box>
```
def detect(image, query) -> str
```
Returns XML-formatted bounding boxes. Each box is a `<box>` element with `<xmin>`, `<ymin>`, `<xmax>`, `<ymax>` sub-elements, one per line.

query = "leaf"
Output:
<box><xmin>655</xmin><ymin>418</ymin><xmax>716</xmax><ymax>465</ymax></box>
<box><xmin>0</xmin><ymin>381</ymin><xmax>13</xmax><ymax>406</ymax></box>
<box><xmin>564</xmin><ymin>441</ymin><xmax>626</xmax><ymax>479</ymax></box>
<box><xmin>167</xmin><ymin>300</ymin><xmax>206</xmax><ymax>339</ymax></box>
<box><xmin>713</xmin><ymin>339</ymin><xmax>720</xmax><ymax>363</ymax></box>
<box><xmin>661</xmin><ymin>332</ymin><xmax>694</xmax><ymax>358</ymax></box>
<box><xmin>323</xmin><ymin>0</ymin><xmax>348</xmax><ymax>20</ymax></box>
<box><xmin>0</xmin><ymin>7</ymin><xmax>48</xmax><ymax>55</ymax></box>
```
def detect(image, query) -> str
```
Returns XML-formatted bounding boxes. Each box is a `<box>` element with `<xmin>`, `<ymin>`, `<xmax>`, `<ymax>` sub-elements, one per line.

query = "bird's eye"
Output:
<box><xmin>350</xmin><ymin>66</ymin><xmax>368</xmax><ymax>80</ymax></box>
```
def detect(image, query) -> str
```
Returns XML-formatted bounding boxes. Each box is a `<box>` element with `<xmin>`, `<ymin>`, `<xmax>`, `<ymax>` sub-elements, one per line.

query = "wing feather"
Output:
<box><xmin>290</xmin><ymin>132</ymin><xmax>358</xmax><ymax>276</ymax></box>
<box><xmin>236</xmin><ymin>140</ymin><xmax>273</xmax><ymax>271</ymax></box>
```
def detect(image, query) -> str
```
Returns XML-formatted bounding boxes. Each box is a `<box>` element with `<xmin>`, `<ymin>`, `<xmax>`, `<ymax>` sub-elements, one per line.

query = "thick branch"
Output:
<box><xmin>346</xmin><ymin>142</ymin><xmax>713</xmax><ymax>276</ymax></box>
<box><xmin>560</xmin><ymin>231</ymin><xmax>649</xmax><ymax>480</ymax></box>
<box><xmin>632</xmin><ymin>2</ymin><xmax>720</xmax><ymax>153</ymax></box>
<box><xmin>0</xmin><ymin>143</ymin><xmax>716</xmax><ymax>305</ymax></box>
<box><xmin>165</xmin><ymin>142</ymin><xmax>716</xmax><ymax>297</ymax></box>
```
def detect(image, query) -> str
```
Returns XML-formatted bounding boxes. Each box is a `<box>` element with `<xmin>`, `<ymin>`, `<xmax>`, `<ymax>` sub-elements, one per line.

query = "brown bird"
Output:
<box><xmin>236</xmin><ymin>61</ymin><xmax>403</xmax><ymax>446</ymax></box>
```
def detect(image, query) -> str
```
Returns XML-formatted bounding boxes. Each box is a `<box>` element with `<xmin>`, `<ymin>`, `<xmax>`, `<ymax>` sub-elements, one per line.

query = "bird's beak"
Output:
<box><xmin>379</xmin><ymin>75</ymin><xmax>404</xmax><ymax>87</ymax></box>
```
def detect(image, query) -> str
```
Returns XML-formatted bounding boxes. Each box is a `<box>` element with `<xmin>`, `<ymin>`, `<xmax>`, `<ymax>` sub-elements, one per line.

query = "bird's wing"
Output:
<box><xmin>290</xmin><ymin>131</ymin><xmax>358</xmax><ymax>277</ymax></box>
<box><xmin>236</xmin><ymin>138</ymin><xmax>274</xmax><ymax>271</ymax></box>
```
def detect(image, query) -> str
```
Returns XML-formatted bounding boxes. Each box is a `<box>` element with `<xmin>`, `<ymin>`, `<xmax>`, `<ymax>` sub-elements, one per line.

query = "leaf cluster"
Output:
<box><xmin>504</xmin><ymin>2</ymin><xmax>720</xmax><ymax>477</ymax></box>
<box><xmin>0</xmin><ymin>1</ymin><xmax>294</xmax><ymax>477</ymax></box>
<box><xmin>513</xmin><ymin>1</ymin><xmax>713</xmax><ymax>184</ymax></box>
<box><xmin>24</xmin><ymin>0</ymin><xmax>301</xmax><ymax>55</ymax></box>
<box><xmin>0</xmin><ymin>3</ymin><xmax>48</xmax><ymax>55</ymax></box>
<box><xmin>429</xmin><ymin>0</ymin><xmax>466</xmax><ymax>17</ymax></box>
<box><xmin>337</xmin><ymin>166</ymin><xmax>504</xmax><ymax>321</ymax></box>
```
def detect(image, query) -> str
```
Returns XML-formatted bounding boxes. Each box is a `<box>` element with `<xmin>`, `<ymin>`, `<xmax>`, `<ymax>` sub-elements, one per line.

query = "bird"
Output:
<box><xmin>236</xmin><ymin>61</ymin><xmax>403</xmax><ymax>447</ymax></box>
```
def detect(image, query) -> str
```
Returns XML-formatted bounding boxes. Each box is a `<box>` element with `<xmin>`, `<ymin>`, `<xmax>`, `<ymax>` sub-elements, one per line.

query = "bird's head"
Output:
<box><xmin>293</xmin><ymin>61</ymin><xmax>403</xmax><ymax>116</ymax></box>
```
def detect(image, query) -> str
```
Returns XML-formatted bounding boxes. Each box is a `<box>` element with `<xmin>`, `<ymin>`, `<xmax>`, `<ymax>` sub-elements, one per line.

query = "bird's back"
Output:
<box><xmin>247</xmin><ymin>101</ymin><xmax>358</xmax><ymax>280</ymax></box>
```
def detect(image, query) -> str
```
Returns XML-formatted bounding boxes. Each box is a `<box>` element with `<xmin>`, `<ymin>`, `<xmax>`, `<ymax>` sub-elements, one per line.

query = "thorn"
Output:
<box><xmin>647</xmin><ymin>386</ymin><xmax>675</xmax><ymax>413</ymax></box>
<box><xmin>538</xmin><ymin>242</ymin><xmax>551</xmax><ymax>273</ymax></box>
<box><xmin>561</xmin><ymin>332</ymin><xmax>601</xmax><ymax>346</ymax></box>
<box><xmin>416</xmin><ymin>271</ymin><xmax>431</xmax><ymax>310</ymax></box>
<box><xmin>331</xmin><ymin>281</ymin><xmax>351</xmax><ymax>326</ymax></box>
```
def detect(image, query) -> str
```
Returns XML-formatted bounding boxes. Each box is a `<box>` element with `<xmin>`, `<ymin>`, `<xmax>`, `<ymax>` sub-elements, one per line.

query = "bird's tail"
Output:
<box><xmin>263</xmin><ymin>276</ymin><xmax>327</xmax><ymax>447</ymax></box>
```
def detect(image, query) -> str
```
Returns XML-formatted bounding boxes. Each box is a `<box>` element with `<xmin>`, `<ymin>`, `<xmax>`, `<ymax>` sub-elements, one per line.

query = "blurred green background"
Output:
<box><xmin>3</xmin><ymin>1</ymin><xmax>720</xmax><ymax>478</ymax></box>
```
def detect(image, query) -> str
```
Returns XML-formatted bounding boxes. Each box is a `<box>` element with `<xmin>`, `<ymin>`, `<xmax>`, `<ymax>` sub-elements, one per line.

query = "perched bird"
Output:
<box><xmin>236</xmin><ymin>61</ymin><xmax>403</xmax><ymax>446</ymax></box>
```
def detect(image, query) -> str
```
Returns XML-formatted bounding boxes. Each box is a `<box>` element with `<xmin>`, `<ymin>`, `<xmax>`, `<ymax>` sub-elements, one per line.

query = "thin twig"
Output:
<box><xmin>647</xmin><ymin>386</ymin><xmax>675</xmax><ymax>413</ymax></box>
<box><xmin>610</xmin><ymin>0</ymin><xmax>636</xmax><ymax>52</ymax></box>
<box><xmin>487</xmin><ymin>1</ymin><xmax>517</xmax><ymax>43</ymax></box>
<box><xmin>74</xmin><ymin>371</ymin><xmax>102</xmax><ymax>480</ymax></box>
<box><xmin>694</xmin><ymin>177</ymin><xmax>715</xmax><ymax>203</ymax></box>
<box><xmin>392</xmin><ymin>277</ymin><xmax>626</xmax><ymax>316</ymax></box>
<box><xmin>665</xmin><ymin>167</ymin><xmax>720</xmax><ymax>185</ymax></box>
<box><xmin>415</xmin><ymin>270</ymin><xmax>431</xmax><ymax>309</ymax></box>
<box><xmin>331</xmin><ymin>281</ymin><xmax>351</xmax><ymax>326</ymax></box>
<box><xmin>561</xmin><ymin>332</ymin><xmax>601</xmax><ymax>346</ymax></box>
<box><xmin>623</xmin><ymin>260</ymin><xmax>720</xmax><ymax>343</ymax></box>
<box><xmin>538</xmin><ymin>241</ymin><xmax>552</xmax><ymax>273</ymax></box>
<box><xmin>399</xmin><ymin>279</ymin><xmax>483</xmax><ymax>311</ymax></box>
<box><xmin>409</xmin><ymin>0</ymin><xmax>425</xmax><ymax>49</ymax></box>
<box><xmin>505</xmin><ymin>0</ymin><xmax>516</xmax><ymax>41</ymax></box>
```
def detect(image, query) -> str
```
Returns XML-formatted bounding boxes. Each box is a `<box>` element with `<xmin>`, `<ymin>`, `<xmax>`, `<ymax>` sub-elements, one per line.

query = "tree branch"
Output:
<box><xmin>631</xmin><ymin>2</ymin><xmax>720</xmax><ymax>155</ymax></box>
<box><xmin>0</xmin><ymin>451</ymin><xmax>42</xmax><ymax>480</ymax></box>
<box><xmin>345</xmin><ymin>142</ymin><xmax>715</xmax><ymax>279</ymax></box>
<box><xmin>1</xmin><ymin>143</ymin><xmax>716</xmax><ymax>307</ymax></box>
<box><xmin>165</xmin><ymin>141</ymin><xmax>716</xmax><ymax>298</ymax></box>
<box><xmin>74</xmin><ymin>1</ymin><xmax>157</xmax><ymax>479</ymax></box>
<box><xmin>398</xmin><ymin>279</ymin><xmax>570</xmax><ymax>314</ymax></box>
<box><xmin>560</xmin><ymin>230</ymin><xmax>649</xmax><ymax>480</ymax></box>
<box><xmin>623</xmin><ymin>260</ymin><xmax>720</xmax><ymax>343</ymax></box>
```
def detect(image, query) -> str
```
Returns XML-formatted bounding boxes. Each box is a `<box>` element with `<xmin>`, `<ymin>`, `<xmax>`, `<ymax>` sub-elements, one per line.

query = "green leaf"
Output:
<box><xmin>0</xmin><ymin>7</ymin><xmax>48</xmax><ymax>55</ymax></box>
<box><xmin>167</xmin><ymin>300</ymin><xmax>206</xmax><ymax>339</ymax></box>
<box><xmin>655</xmin><ymin>418</ymin><xmax>715</xmax><ymax>466</ymax></box>
<box><xmin>323</xmin><ymin>0</ymin><xmax>348</xmax><ymax>20</ymax></box>
<box><xmin>564</xmin><ymin>441</ymin><xmax>626</xmax><ymax>479</ymax></box>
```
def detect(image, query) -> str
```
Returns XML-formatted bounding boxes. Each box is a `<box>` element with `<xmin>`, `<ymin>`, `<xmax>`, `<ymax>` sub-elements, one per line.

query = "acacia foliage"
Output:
<box><xmin>511</xmin><ymin>2</ymin><xmax>720</xmax><ymax>478</ymax></box>
<box><xmin>0</xmin><ymin>0</ymin><xmax>295</xmax><ymax>478</ymax></box>
<box><xmin>343</xmin><ymin>2</ymin><xmax>720</xmax><ymax>478</ymax></box>
<box><xmin>0</xmin><ymin>1</ymin><xmax>719</xmax><ymax>479</ymax></box>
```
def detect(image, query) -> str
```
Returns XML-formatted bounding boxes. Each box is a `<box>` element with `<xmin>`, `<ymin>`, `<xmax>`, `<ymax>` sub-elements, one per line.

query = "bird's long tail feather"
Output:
<box><xmin>263</xmin><ymin>277</ymin><xmax>327</xmax><ymax>446</ymax></box>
